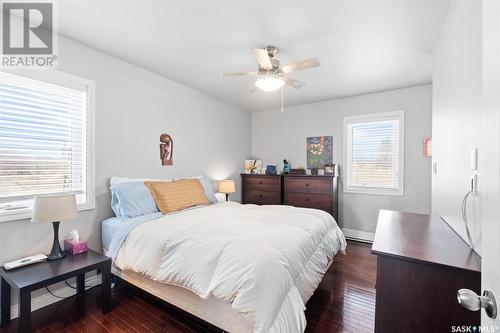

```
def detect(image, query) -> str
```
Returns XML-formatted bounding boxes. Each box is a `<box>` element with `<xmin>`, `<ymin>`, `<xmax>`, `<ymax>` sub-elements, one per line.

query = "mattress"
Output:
<box><xmin>112</xmin><ymin>266</ymin><xmax>254</xmax><ymax>332</ymax></box>
<box><xmin>110</xmin><ymin>259</ymin><xmax>333</xmax><ymax>333</ymax></box>
<box><xmin>102</xmin><ymin>217</ymin><xmax>122</xmax><ymax>250</ymax></box>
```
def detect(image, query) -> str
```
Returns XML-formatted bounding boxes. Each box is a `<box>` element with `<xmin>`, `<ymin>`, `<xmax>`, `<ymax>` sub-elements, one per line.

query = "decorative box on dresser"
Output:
<box><xmin>371</xmin><ymin>210</ymin><xmax>481</xmax><ymax>333</ymax></box>
<box><xmin>241</xmin><ymin>171</ymin><xmax>339</xmax><ymax>222</ymax></box>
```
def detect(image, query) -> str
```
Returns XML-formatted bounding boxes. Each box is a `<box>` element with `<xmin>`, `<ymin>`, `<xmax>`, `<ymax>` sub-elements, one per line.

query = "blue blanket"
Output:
<box><xmin>106</xmin><ymin>212</ymin><xmax>163</xmax><ymax>262</ymax></box>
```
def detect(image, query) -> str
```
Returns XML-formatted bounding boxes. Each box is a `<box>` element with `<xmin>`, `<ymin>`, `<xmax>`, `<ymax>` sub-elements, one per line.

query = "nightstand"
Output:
<box><xmin>0</xmin><ymin>249</ymin><xmax>111</xmax><ymax>333</ymax></box>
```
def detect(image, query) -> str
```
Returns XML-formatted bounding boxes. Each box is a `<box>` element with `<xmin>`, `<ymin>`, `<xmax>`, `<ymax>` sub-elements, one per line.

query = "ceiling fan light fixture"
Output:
<box><xmin>255</xmin><ymin>76</ymin><xmax>285</xmax><ymax>92</ymax></box>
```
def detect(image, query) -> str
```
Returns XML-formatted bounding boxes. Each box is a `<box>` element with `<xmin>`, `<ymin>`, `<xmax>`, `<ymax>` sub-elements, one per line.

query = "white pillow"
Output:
<box><xmin>109</xmin><ymin>176</ymin><xmax>172</xmax><ymax>187</ymax></box>
<box><xmin>215</xmin><ymin>192</ymin><xmax>226</xmax><ymax>203</ymax></box>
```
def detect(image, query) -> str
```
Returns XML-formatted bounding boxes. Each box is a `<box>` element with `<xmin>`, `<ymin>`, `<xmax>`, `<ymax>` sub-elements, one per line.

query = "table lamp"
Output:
<box><xmin>32</xmin><ymin>193</ymin><xmax>77</xmax><ymax>260</ymax></box>
<box><xmin>218</xmin><ymin>180</ymin><xmax>236</xmax><ymax>201</ymax></box>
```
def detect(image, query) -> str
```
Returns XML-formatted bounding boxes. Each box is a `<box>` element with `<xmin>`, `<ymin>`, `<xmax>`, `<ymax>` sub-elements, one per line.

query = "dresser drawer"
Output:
<box><xmin>243</xmin><ymin>189</ymin><xmax>281</xmax><ymax>205</ymax></box>
<box><xmin>284</xmin><ymin>192</ymin><xmax>331</xmax><ymax>212</ymax></box>
<box><xmin>285</xmin><ymin>177</ymin><xmax>331</xmax><ymax>194</ymax></box>
<box><xmin>243</xmin><ymin>176</ymin><xmax>280</xmax><ymax>192</ymax></box>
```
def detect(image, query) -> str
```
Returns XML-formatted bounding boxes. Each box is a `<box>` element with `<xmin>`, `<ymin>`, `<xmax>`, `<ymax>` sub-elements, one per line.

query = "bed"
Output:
<box><xmin>103</xmin><ymin>200</ymin><xmax>346</xmax><ymax>333</ymax></box>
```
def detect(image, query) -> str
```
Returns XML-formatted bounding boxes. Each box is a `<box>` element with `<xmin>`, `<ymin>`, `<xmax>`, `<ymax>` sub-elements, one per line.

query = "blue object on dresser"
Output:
<box><xmin>283</xmin><ymin>159</ymin><xmax>291</xmax><ymax>174</ymax></box>
<box><xmin>265</xmin><ymin>165</ymin><xmax>277</xmax><ymax>175</ymax></box>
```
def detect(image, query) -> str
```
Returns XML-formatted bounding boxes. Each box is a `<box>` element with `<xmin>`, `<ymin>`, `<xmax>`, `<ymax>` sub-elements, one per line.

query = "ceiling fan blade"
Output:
<box><xmin>281</xmin><ymin>58</ymin><xmax>320</xmax><ymax>74</ymax></box>
<box><xmin>282</xmin><ymin>76</ymin><xmax>305</xmax><ymax>89</ymax></box>
<box><xmin>252</xmin><ymin>48</ymin><xmax>273</xmax><ymax>70</ymax></box>
<box><xmin>222</xmin><ymin>72</ymin><xmax>258</xmax><ymax>77</ymax></box>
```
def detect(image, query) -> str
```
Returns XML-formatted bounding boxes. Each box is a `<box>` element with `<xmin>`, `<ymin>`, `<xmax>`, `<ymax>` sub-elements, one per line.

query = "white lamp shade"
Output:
<box><xmin>218</xmin><ymin>180</ymin><xmax>236</xmax><ymax>194</ymax></box>
<box><xmin>255</xmin><ymin>77</ymin><xmax>285</xmax><ymax>92</ymax></box>
<box><xmin>31</xmin><ymin>193</ymin><xmax>78</xmax><ymax>223</ymax></box>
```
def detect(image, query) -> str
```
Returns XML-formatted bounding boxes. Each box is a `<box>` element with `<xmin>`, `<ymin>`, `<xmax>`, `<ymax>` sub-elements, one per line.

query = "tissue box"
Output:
<box><xmin>64</xmin><ymin>239</ymin><xmax>88</xmax><ymax>255</ymax></box>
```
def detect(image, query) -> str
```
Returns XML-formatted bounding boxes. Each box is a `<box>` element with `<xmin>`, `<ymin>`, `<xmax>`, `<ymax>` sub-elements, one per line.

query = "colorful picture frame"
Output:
<box><xmin>307</xmin><ymin>136</ymin><xmax>333</xmax><ymax>169</ymax></box>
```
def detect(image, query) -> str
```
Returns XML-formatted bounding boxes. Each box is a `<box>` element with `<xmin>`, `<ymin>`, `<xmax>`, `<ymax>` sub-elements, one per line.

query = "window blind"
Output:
<box><xmin>0</xmin><ymin>73</ymin><xmax>87</xmax><ymax>206</ymax></box>
<box><xmin>347</xmin><ymin>118</ymin><xmax>400</xmax><ymax>190</ymax></box>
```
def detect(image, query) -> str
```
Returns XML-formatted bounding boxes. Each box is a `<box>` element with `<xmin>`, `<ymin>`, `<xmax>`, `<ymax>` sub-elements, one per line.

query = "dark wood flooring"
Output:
<box><xmin>0</xmin><ymin>241</ymin><xmax>376</xmax><ymax>333</ymax></box>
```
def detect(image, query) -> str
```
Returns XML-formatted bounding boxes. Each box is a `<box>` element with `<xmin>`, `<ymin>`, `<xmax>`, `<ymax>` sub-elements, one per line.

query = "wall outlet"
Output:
<box><xmin>432</xmin><ymin>162</ymin><xmax>438</xmax><ymax>174</ymax></box>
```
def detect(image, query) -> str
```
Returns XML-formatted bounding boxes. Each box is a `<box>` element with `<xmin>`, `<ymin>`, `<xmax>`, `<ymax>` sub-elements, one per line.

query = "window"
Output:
<box><xmin>344</xmin><ymin>111</ymin><xmax>404</xmax><ymax>195</ymax></box>
<box><xmin>0</xmin><ymin>71</ymin><xmax>95</xmax><ymax>222</ymax></box>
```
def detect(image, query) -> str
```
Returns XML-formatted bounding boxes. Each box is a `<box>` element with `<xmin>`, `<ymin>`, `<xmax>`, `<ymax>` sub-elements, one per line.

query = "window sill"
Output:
<box><xmin>343</xmin><ymin>187</ymin><xmax>404</xmax><ymax>196</ymax></box>
<box><xmin>0</xmin><ymin>203</ymin><xmax>95</xmax><ymax>223</ymax></box>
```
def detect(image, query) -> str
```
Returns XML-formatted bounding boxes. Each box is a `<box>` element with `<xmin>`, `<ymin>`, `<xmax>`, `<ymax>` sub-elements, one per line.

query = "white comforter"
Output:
<box><xmin>114</xmin><ymin>202</ymin><xmax>346</xmax><ymax>333</ymax></box>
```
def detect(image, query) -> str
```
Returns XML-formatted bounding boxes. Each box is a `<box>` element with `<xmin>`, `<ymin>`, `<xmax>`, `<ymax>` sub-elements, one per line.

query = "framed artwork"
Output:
<box><xmin>307</xmin><ymin>136</ymin><xmax>333</xmax><ymax>169</ymax></box>
<box><xmin>423</xmin><ymin>137</ymin><xmax>432</xmax><ymax>157</ymax></box>
<box><xmin>244</xmin><ymin>160</ymin><xmax>262</xmax><ymax>174</ymax></box>
<box><xmin>160</xmin><ymin>134</ymin><xmax>173</xmax><ymax>166</ymax></box>
<box><xmin>324</xmin><ymin>164</ymin><xmax>335</xmax><ymax>174</ymax></box>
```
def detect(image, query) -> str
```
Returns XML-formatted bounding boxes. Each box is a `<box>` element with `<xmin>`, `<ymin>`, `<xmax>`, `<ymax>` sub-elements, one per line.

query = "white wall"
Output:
<box><xmin>252</xmin><ymin>85</ymin><xmax>432</xmax><ymax>234</ymax></box>
<box><xmin>0</xmin><ymin>34</ymin><xmax>251</xmax><ymax>288</ymax></box>
<box><xmin>432</xmin><ymin>0</ymin><xmax>483</xmax><ymax>254</ymax></box>
<box><xmin>481</xmin><ymin>0</ymin><xmax>500</xmax><ymax>326</ymax></box>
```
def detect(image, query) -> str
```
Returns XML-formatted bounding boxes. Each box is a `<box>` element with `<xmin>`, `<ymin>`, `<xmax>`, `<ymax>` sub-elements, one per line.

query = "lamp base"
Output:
<box><xmin>47</xmin><ymin>221</ymin><xmax>65</xmax><ymax>261</ymax></box>
<box><xmin>225</xmin><ymin>193</ymin><xmax>229</xmax><ymax>201</ymax></box>
<box><xmin>47</xmin><ymin>252</ymin><xmax>65</xmax><ymax>261</ymax></box>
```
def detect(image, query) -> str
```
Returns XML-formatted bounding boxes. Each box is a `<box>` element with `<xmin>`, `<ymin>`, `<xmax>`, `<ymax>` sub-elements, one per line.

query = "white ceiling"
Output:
<box><xmin>57</xmin><ymin>1</ymin><xmax>450</xmax><ymax>111</ymax></box>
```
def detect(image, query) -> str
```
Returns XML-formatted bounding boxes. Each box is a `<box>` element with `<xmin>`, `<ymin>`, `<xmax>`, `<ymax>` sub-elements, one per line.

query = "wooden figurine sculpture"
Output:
<box><xmin>159</xmin><ymin>134</ymin><xmax>173</xmax><ymax>166</ymax></box>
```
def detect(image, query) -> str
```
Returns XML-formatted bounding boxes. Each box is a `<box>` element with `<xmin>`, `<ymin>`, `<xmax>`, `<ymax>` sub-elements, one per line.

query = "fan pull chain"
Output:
<box><xmin>281</xmin><ymin>86</ymin><xmax>284</xmax><ymax>113</ymax></box>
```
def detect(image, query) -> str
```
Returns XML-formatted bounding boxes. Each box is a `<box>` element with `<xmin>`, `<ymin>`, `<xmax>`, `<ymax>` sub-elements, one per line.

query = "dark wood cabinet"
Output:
<box><xmin>372</xmin><ymin>210</ymin><xmax>481</xmax><ymax>333</ymax></box>
<box><xmin>241</xmin><ymin>172</ymin><xmax>339</xmax><ymax>221</ymax></box>
<box><xmin>241</xmin><ymin>174</ymin><xmax>282</xmax><ymax>205</ymax></box>
<box><xmin>283</xmin><ymin>175</ymin><xmax>338</xmax><ymax>221</ymax></box>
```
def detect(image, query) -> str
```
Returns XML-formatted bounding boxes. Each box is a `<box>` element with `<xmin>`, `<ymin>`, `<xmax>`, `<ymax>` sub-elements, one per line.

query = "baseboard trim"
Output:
<box><xmin>3</xmin><ymin>275</ymin><xmax>100</xmax><ymax>320</ymax></box>
<box><xmin>342</xmin><ymin>228</ymin><xmax>375</xmax><ymax>243</ymax></box>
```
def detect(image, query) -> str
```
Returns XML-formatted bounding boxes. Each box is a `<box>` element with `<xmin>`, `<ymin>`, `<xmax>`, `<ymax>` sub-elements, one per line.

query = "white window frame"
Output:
<box><xmin>0</xmin><ymin>70</ymin><xmax>95</xmax><ymax>222</ymax></box>
<box><xmin>343</xmin><ymin>110</ymin><xmax>405</xmax><ymax>196</ymax></box>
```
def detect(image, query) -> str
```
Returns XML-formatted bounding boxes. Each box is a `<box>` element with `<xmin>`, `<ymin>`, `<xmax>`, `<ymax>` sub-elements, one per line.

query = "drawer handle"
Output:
<box><xmin>305</xmin><ymin>198</ymin><xmax>310</xmax><ymax>202</ymax></box>
<box><xmin>305</xmin><ymin>183</ymin><xmax>310</xmax><ymax>187</ymax></box>
<box><xmin>258</xmin><ymin>194</ymin><xmax>263</xmax><ymax>198</ymax></box>
<box><xmin>258</xmin><ymin>182</ymin><xmax>263</xmax><ymax>185</ymax></box>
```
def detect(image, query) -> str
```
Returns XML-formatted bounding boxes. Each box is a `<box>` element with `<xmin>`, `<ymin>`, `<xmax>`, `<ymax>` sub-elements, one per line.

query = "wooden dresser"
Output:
<box><xmin>241</xmin><ymin>174</ymin><xmax>282</xmax><ymax>205</ymax></box>
<box><xmin>372</xmin><ymin>210</ymin><xmax>481</xmax><ymax>332</ymax></box>
<box><xmin>241</xmin><ymin>173</ymin><xmax>338</xmax><ymax>221</ymax></box>
<box><xmin>283</xmin><ymin>175</ymin><xmax>338</xmax><ymax>221</ymax></box>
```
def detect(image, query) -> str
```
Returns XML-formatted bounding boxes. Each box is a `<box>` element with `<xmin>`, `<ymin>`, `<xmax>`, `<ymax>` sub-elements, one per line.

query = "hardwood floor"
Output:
<box><xmin>305</xmin><ymin>241</ymin><xmax>376</xmax><ymax>333</ymax></box>
<box><xmin>0</xmin><ymin>241</ymin><xmax>376</xmax><ymax>333</ymax></box>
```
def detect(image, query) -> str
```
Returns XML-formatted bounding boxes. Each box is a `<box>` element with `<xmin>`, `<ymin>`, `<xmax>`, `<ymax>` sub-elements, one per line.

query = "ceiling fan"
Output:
<box><xmin>222</xmin><ymin>46</ymin><xmax>320</xmax><ymax>92</ymax></box>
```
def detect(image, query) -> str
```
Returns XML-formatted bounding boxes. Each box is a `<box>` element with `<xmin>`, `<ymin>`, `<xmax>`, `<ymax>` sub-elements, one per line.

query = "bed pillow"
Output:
<box><xmin>172</xmin><ymin>175</ymin><xmax>217</xmax><ymax>204</ymax></box>
<box><xmin>111</xmin><ymin>181</ymin><xmax>159</xmax><ymax>218</ymax></box>
<box><xmin>194</xmin><ymin>175</ymin><xmax>217</xmax><ymax>204</ymax></box>
<box><xmin>110</xmin><ymin>176</ymin><xmax>172</xmax><ymax>187</ymax></box>
<box><xmin>145</xmin><ymin>179</ymin><xmax>209</xmax><ymax>214</ymax></box>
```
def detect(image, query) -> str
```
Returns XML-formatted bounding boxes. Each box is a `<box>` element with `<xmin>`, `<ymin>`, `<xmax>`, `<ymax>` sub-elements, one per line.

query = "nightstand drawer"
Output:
<box><xmin>243</xmin><ymin>189</ymin><xmax>281</xmax><ymax>205</ymax></box>
<box><xmin>243</xmin><ymin>176</ymin><xmax>280</xmax><ymax>192</ymax></box>
<box><xmin>285</xmin><ymin>177</ymin><xmax>331</xmax><ymax>194</ymax></box>
<box><xmin>284</xmin><ymin>192</ymin><xmax>331</xmax><ymax>212</ymax></box>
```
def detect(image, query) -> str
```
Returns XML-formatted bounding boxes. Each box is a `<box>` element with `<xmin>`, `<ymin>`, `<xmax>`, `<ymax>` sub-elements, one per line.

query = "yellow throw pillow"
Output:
<box><xmin>145</xmin><ymin>179</ymin><xmax>209</xmax><ymax>214</ymax></box>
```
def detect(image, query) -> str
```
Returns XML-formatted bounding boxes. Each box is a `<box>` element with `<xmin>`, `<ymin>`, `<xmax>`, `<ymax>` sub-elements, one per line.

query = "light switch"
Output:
<box><xmin>471</xmin><ymin>148</ymin><xmax>478</xmax><ymax>170</ymax></box>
